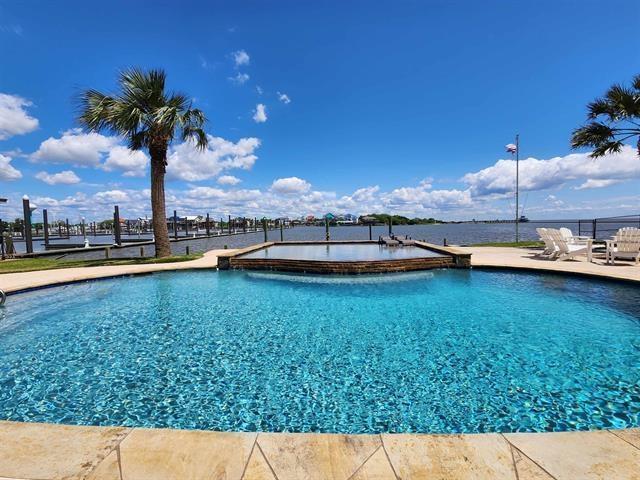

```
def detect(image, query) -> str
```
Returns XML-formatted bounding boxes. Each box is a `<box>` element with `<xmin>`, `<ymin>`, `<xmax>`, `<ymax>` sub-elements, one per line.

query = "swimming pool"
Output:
<box><xmin>0</xmin><ymin>269</ymin><xmax>638</xmax><ymax>433</ymax></box>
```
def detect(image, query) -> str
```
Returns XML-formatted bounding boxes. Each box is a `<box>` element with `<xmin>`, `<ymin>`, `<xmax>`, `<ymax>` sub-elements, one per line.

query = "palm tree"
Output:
<box><xmin>571</xmin><ymin>74</ymin><xmax>640</xmax><ymax>157</ymax></box>
<box><xmin>78</xmin><ymin>68</ymin><xmax>207</xmax><ymax>257</ymax></box>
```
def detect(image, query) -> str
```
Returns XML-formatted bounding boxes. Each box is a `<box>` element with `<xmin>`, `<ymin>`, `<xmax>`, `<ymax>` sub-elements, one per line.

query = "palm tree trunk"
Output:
<box><xmin>149</xmin><ymin>143</ymin><xmax>172</xmax><ymax>258</ymax></box>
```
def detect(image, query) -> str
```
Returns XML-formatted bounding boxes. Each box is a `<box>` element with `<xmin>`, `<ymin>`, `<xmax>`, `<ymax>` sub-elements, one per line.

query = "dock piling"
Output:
<box><xmin>22</xmin><ymin>196</ymin><xmax>33</xmax><ymax>254</ymax></box>
<box><xmin>113</xmin><ymin>206</ymin><xmax>122</xmax><ymax>246</ymax></box>
<box><xmin>173</xmin><ymin>210</ymin><xmax>178</xmax><ymax>239</ymax></box>
<box><xmin>43</xmin><ymin>209</ymin><xmax>49</xmax><ymax>247</ymax></box>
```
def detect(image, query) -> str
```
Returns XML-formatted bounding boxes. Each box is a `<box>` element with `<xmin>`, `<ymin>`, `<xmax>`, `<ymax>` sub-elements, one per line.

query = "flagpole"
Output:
<box><xmin>515</xmin><ymin>134</ymin><xmax>519</xmax><ymax>244</ymax></box>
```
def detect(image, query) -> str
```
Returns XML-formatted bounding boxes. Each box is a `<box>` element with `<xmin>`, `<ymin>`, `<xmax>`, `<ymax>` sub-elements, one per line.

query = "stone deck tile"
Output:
<box><xmin>349</xmin><ymin>446</ymin><xmax>397</xmax><ymax>480</ymax></box>
<box><xmin>509</xmin><ymin>446</ymin><xmax>555</xmax><ymax>479</ymax></box>
<box><xmin>504</xmin><ymin>431</ymin><xmax>640</xmax><ymax>479</ymax></box>
<box><xmin>0</xmin><ymin>249</ymin><xmax>230</xmax><ymax>293</ymax></box>
<box><xmin>257</xmin><ymin>433</ymin><xmax>381</xmax><ymax>480</ymax></box>
<box><xmin>86</xmin><ymin>450</ymin><xmax>121</xmax><ymax>480</ymax></box>
<box><xmin>459</xmin><ymin>246</ymin><xmax>640</xmax><ymax>283</ymax></box>
<box><xmin>381</xmin><ymin>433</ymin><xmax>517</xmax><ymax>479</ymax></box>
<box><xmin>242</xmin><ymin>445</ymin><xmax>278</xmax><ymax>480</ymax></box>
<box><xmin>0</xmin><ymin>421</ymin><xmax>129</xmax><ymax>480</ymax></box>
<box><xmin>610</xmin><ymin>428</ymin><xmax>640</xmax><ymax>450</ymax></box>
<box><xmin>117</xmin><ymin>428</ymin><xmax>255</xmax><ymax>480</ymax></box>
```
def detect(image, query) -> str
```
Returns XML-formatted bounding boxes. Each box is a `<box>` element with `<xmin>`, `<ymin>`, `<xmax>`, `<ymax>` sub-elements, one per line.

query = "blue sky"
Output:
<box><xmin>0</xmin><ymin>0</ymin><xmax>639</xmax><ymax>222</ymax></box>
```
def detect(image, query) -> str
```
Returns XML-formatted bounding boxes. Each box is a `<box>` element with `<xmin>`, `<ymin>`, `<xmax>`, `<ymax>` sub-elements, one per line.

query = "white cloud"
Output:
<box><xmin>102</xmin><ymin>146</ymin><xmax>149</xmax><ymax>177</ymax></box>
<box><xmin>93</xmin><ymin>190</ymin><xmax>131</xmax><ymax>204</ymax></box>
<box><xmin>256</xmin><ymin>86</ymin><xmax>263</xmax><ymax>95</ymax></box>
<box><xmin>351</xmin><ymin>186</ymin><xmax>380</xmax><ymax>202</ymax></box>
<box><xmin>383</xmin><ymin>184</ymin><xmax>473</xmax><ymax>210</ymax></box>
<box><xmin>30</xmin><ymin>129</ymin><xmax>117</xmax><ymax>167</ymax></box>
<box><xmin>229</xmin><ymin>72</ymin><xmax>250</xmax><ymax>84</ymax></box>
<box><xmin>29</xmin><ymin>129</ymin><xmax>149</xmax><ymax>177</ymax></box>
<box><xmin>35</xmin><ymin>170</ymin><xmax>81</xmax><ymax>185</ymax></box>
<box><xmin>277</xmin><ymin>92</ymin><xmax>291</xmax><ymax>104</ymax></box>
<box><xmin>463</xmin><ymin>145</ymin><xmax>640</xmax><ymax>197</ymax></box>
<box><xmin>253</xmin><ymin>103</ymin><xmax>267</xmax><ymax>123</ymax></box>
<box><xmin>419</xmin><ymin>178</ymin><xmax>433</xmax><ymax>189</ymax></box>
<box><xmin>545</xmin><ymin>194</ymin><xmax>564</xmax><ymax>207</ymax></box>
<box><xmin>19</xmin><ymin>144</ymin><xmax>640</xmax><ymax>221</ymax></box>
<box><xmin>166</xmin><ymin>135</ymin><xmax>260</xmax><ymax>181</ymax></box>
<box><xmin>271</xmin><ymin>176</ymin><xmax>311</xmax><ymax>194</ymax></box>
<box><xmin>0</xmin><ymin>93</ymin><xmax>39</xmax><ymax>140</ymax></box>
<box><xmin>0</xmin><ymin>154</ymin><xmax>22</xmax><ymax>181</ymax></box>
<box><xmin>217</xmin><ymin>175</ymin><xmax>241</xmax><ymax>185</ymax></box>
<box><xmin>233</xmin><ymin>49</ymin><xmax>250</xmax><ymax>67</ymax></box>
<box><xmin>575</xmin><ymin>179</ymin><xmax>623</xmax><ymax>190</ymax></box>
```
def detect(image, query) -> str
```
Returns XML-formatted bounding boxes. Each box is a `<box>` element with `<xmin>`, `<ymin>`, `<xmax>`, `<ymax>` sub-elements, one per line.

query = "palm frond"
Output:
<box><xmin>573</xmin><ymin>74</ymin><xmax>640</xmax><ymax>158</ymax></box>
<box><xmin>182</xmin><ymin>126</ymin><xmax>208</xmax><ymax>151</ymax></box>
<box><xmin>77</xmin><ymin>68</ymin><xmax>207</xmax><ymax>154</ymax></box>
<box><xmin>77</xmin><ymin>90</ymin><xmax>119</xmax><ymax>132</ymax></box>
<box><xmin>604</xmin><ymin>84</ymin><xmax>640</xmax><ymax>119</ymax></box>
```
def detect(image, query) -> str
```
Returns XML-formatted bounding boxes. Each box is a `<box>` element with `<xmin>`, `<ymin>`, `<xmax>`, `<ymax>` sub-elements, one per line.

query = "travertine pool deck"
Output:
<box><xmin>0</xmin><ymin>421</ymin><xmax>639</xmax><ymax>480</ymax></box>
<box><xmin>458</xmin><ymin>245</ymin><xmax>640</xmax><ymax>283</ymax></box>
<box><xmin>1</xmin><ymin>245</ymin><xmax>639</xmax><ymax>479</ymax></box>
<box><xmin>0</xmin><ymin>249</ymin><xmax>229</xmax><ymax>294</ymax></box>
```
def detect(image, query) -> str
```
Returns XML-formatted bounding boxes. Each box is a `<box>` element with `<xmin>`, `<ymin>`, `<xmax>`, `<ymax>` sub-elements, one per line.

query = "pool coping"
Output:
<box><xmin>0</xmin><ymin>421</ymin><xmax>638</xmax><ymax>479</ymax></box>
<box><xmin>1</xmin><ymin>246</ymin><xmax>640</xmax><ymax>478</ymax></box>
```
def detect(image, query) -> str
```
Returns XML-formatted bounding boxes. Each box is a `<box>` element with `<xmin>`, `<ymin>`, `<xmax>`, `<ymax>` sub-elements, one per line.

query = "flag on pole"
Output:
<box><xmin>505</xmin><ymin>143</ymin><xmax>517</xmax><ymax>154</ymax></box>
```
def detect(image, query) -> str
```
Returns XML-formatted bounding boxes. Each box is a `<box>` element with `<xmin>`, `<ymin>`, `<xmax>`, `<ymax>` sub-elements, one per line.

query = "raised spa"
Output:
<box><xmin>0</xmin><ymin>269</ymin><xmax>639</xmax><ymax>434</ymax></box>
<box><xmin>241</xmin><ymin>243</ymin><xmax>445</xmax><ymax>261</ymax></box>
<box><xmin>218</xmin><ymin>241</ymin><xmax>470</xmax><ymax>273</ymax></box>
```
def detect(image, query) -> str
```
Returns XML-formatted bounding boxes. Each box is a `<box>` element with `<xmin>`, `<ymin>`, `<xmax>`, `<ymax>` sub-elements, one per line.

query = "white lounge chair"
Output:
<box><xmin>559</xmin><ymin>227</ymin><xmax>591</xmax><ymax>245</ymax></box>
<box><xmin>536</xmin><ymin>228</ymin><xmax>558</xmax><ymax>258</ymax></box>
<box><xmin>605</xmin><ymin>228</ymin><xmax>640</xmax><ymax>265</ymax></box>
<box><xmin>547</xmin><ymin>228</ymin><xmax>593</xmax><ymax>262</ymax></box>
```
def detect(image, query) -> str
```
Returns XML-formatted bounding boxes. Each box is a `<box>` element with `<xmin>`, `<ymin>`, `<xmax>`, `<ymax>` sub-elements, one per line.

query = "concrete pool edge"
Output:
<box><xmin>0</xmin><ymin>420</ymin><xmax>639</xmax><ymax>479</ymax></box>
<box><xmin>217</xmin><ymin>240</ymin><xmax>471</xmax><ymax>274</ymax></box>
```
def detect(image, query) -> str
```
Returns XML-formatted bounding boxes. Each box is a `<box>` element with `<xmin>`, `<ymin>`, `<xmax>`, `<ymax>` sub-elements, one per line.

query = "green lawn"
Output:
<box><xmin>470</xmin><ymin>241</ymin><xmax>544</xmax><ymax>248</ymax></box>
<box><xmin>0</xmin><ymin>253</ymin><xmax>203</xmax><ymax>274</ymax></box>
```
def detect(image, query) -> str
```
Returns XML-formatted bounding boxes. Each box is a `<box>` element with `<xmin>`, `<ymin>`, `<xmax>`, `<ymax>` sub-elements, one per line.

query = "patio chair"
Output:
<box><xmin>536</xmin><ymin>228</ymin><xmax>557</xmax><ymax>258</ymax></box>
<box><xmin>559</xmin><ymin>227</ymin><xmax>591</xmax><ymax>245</ymax></box>
<box><xmin>547</xmin><ymin>228</ymin><xmax>593</xmax><ymax>262</ymax></box>
<box><xmin>605</xmin><ymin>228</ymin><xmax>640</xmax><ymax>265</ymax></box>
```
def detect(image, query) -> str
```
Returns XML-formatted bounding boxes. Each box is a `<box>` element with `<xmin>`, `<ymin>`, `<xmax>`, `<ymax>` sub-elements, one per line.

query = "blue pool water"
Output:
<box><xmin>0</xmin><ymin>269</ymin><xmax>639</xmax><ymax>434</ymax></box>
<box><xmin>240</xmin><ymin>243</ymin><xmax>445</xmax><ymax>261</ymax></box>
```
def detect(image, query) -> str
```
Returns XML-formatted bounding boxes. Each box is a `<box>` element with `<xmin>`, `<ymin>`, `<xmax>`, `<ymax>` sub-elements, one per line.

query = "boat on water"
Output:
<box><xmin>519</xmin><ymin>215</ymin><xmax>530</xmax><ymax>222</ymax></box>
